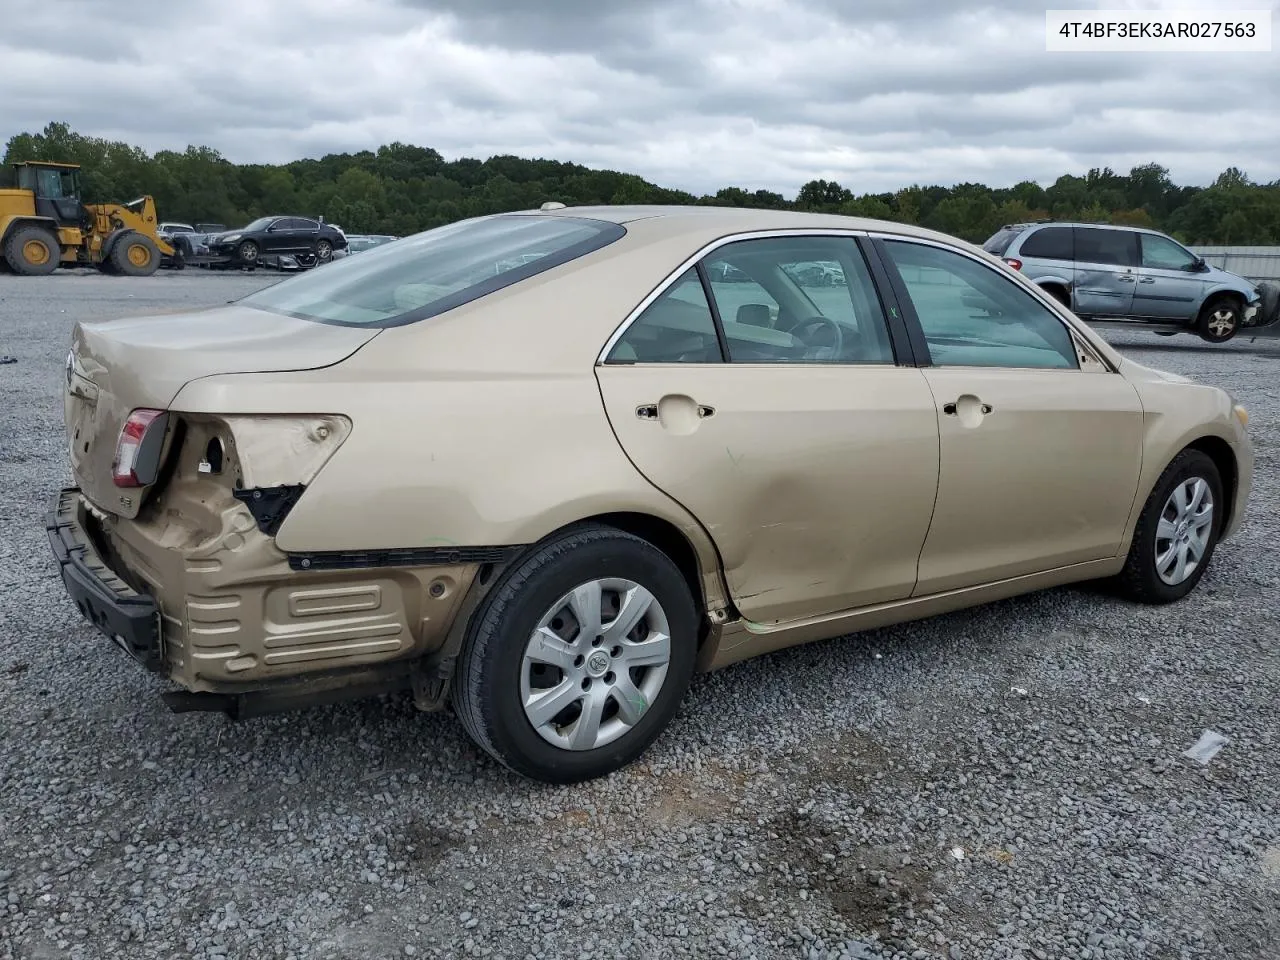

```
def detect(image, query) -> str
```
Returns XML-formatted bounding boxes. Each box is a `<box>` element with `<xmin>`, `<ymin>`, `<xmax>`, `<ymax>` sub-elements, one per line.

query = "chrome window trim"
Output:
<box><xmin>595</xmin><ymin>227</ymin><xmax>874</xmax><ymax>364</ymax></box>
<box><xmin>867</xmin><ymin>231</ymin><xmax>1121</xmax><ymax>374</ymax></box>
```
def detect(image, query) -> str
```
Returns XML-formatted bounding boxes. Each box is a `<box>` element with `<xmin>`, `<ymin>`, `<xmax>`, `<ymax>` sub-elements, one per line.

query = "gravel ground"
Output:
<box><xmin>1</xmin><ymin>271</ymin><xmax>1278</xmax><ymax>960</ymax></box>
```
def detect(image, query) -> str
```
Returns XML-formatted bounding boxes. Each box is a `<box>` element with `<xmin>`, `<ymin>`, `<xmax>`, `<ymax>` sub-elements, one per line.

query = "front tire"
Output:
<box><xmin>452</xmin><ymin>525</ymin><xmax>698</xmax><ymax>784</ymax></box>
<box><xmin>111</xmin><ymin>234</ymin><xmax>160</xmax><ymax>276</ymax></box>
<box><xmin>1197</xmin><ymin>297</ymin><xmax>1241</xmax><ymax>343</ymax></box>
<box><xmin>1114</xmin><ymin>449</ymin><xmax>1223</xmax><ymax>604</ymax></box>
<box><xmin>237</xmin><ymin>240</ymin><xmax>260</xmax><ymax>264</ymax></box>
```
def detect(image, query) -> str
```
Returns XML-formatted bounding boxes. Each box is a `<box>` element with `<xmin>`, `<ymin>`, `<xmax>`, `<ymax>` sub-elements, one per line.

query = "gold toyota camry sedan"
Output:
<box><xmin>49</xmin><ymin>205</ymin><xmax>1253</xmax><ymax>783</ymax></box>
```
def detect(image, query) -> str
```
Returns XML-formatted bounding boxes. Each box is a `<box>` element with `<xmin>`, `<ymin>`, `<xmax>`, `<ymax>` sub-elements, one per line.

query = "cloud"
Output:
<box><xmin>0</xmin><ymin>0</ymin><xmax>1276</xmax><ymax>196</ymax></box>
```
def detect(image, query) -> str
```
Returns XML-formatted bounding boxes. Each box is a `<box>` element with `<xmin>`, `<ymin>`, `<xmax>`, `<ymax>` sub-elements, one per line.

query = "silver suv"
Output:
<box><xmin>983</xmin><ymin>221</ymin><xmax>1262</xmax><ymax>343</ymax></box>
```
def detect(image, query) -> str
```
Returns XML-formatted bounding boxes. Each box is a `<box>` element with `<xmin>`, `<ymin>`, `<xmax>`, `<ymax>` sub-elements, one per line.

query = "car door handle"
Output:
<box><xmin>636</xmin><ymin>402</ymin><xmax>715</xmax><ymax>421</ymax></box>
<box><xmin>1118</xmin><ymin>274</ymin><xmax>1136</xmax><ymax>282</ymax></box>
<box><xmin>1138</xmin><ymin>277</ymin><xmax>1155</xmax><ymax>283</ymax></box>
<box><xmin>943</xmin><ymin>400</ymin><xmax>993</xmax><ymax>416</ymax></box>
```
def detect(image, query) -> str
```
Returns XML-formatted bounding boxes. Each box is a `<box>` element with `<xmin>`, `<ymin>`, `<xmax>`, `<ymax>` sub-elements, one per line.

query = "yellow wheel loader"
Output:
<box><xmin>0</xmin><ymin>161</ymin><xmax>176</xmax><ymax>276</ymax></box>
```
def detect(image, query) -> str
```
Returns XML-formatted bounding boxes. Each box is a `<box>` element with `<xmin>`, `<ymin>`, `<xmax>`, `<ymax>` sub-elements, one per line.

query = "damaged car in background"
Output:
<box><xmin>48</xmin><ymin>206</ymin><xmax>1253</xmax><ymax>784</ymax></box>
<box><xmin>206</xmin><ymin>215</ymin><xmax>347</xmax><ymax>266</ymax></box>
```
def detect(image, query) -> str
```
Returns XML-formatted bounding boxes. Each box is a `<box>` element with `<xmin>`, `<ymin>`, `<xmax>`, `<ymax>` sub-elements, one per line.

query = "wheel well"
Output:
<box><xmin>2</xmin><ymin>218</ymin><xmax>60</xmax><ymax>244</ymax></box>
<box><xmin>1185</xmin><ymin>435</ymin><xmax>1237</xmax><ymax>526</ymax></box>
<box><xmin>1202</xmin><ymin>291</ymin><xmax>1243</xmax><ymax>315</ymax></box>
<box><xmin>1038</xmin><ymin>281</ymin><xmax>1070</xmax><ymax>306</ymax></box>
<box><xmin>588</xmin><ymin>512</ymin><xmax>714</xmax><ymax>646</ymax></box>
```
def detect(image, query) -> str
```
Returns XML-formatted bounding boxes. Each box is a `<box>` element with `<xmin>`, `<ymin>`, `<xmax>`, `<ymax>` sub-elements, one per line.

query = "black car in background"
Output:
<box><xmin>208</xmin><ymin>216</ymin><xmax>347</xmax><ymax>265</ymax></box>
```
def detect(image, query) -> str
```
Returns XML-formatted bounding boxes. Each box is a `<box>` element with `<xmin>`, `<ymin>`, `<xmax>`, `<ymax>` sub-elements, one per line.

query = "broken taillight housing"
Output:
<box><xmin>112</xmin><ymin>408</ymin><xmax>165</xmax><ymax>487</ymax></box>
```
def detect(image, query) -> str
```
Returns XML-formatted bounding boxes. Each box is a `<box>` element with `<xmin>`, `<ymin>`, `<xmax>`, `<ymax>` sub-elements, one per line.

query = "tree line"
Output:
<box><xmin>3</xmin><ymin>121</ymin><xmax>1278</xmax><ymax>246</ymax></box>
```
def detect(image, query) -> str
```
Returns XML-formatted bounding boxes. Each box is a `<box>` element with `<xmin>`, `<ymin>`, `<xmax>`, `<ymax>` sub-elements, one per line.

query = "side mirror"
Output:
<box><xmin>1188</xmin><ymin>257</ymin><xmax>1209</xmax><ymax>272</ymax></box>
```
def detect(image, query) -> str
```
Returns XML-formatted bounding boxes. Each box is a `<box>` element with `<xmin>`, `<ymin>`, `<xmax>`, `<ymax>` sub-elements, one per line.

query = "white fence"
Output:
<box><xmin>1189</xmin><ymin>246</ymin><xmax>1280</xmax><ymax>283</ymax></box>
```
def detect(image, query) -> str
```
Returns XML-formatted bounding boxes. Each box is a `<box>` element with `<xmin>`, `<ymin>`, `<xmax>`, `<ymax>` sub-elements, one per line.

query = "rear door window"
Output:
<box><xmin>1018</xmin><ymin>226</ymin><xmax>1074</xmax><ymax>261</ymax></box>
<box><xmin>604</xmin><ymin>269</ymin><xmax>723</xmax><ymax>363</ymax></box>
<box><xmin>702</xmin><ymin>236</ymin><xmax>896</xmax><ymax>364</ymax></box>
<box><xmin>1073</xmin><ymin>228</ymin><xmax>1138</xmax><ymax>267</ymax></box>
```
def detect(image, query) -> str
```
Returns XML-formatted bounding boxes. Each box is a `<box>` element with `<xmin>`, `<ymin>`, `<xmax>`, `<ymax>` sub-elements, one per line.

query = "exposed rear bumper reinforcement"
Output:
<box><xmin>46</xmin><ymin>487</ymin><xmax>165</xmax><ymax>672</ymax></box>
<box><xmin>161</xmin><ymin>661</ymin><xmax>415</xmax><ymax>719</ymax></box>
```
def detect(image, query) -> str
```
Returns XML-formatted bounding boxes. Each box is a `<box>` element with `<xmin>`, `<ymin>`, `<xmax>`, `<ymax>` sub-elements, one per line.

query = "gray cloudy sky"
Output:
<box><xmin>1</xmin><ymin>0</ymin><xmax>1276</xmax><ymax>197</ymax></box>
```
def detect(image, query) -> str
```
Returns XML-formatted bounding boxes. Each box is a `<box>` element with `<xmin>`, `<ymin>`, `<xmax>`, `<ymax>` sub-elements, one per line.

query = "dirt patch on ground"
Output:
<box><xmin>391</xmin><ymin>813</ymin><xmax>465</xmax><ymax>870</ymax></box>
<box><xmin>645</xmin><ymin>759</ymin><xmax>749</xmax><ymax>828</ymax></box>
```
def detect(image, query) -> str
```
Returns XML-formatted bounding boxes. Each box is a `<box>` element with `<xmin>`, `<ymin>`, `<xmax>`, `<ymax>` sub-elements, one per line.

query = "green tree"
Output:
<box><xmin>5</xmin><ymin>120</ymin><xmax>1277</xmax><ymax>244</ymax></box>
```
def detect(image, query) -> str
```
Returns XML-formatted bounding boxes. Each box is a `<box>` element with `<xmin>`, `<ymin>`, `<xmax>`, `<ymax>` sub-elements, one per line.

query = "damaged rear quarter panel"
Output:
<box><xmin>101</xmin><ymin>415</ymin><xmax>476</xmax><ymax>691</ymax></box>
<box><xmin>166</xmin><ymin>254</ymin><xmax>728</xmax><ymax>602</ymax></box>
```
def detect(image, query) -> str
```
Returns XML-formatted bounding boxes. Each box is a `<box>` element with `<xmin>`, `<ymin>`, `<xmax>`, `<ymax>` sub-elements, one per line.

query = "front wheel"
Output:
<box><xmin>237</xmin><ymin>240</ymin><xmax>260</xmax><ymax>264</ymax></box>
<box><xmin>1113</xmin><ymin>449</ymin><xmax>1223</xmax><ymax>604</ymax></box>
<box><xmin>111</xmin><ymin>234</ymin><xmax>160</xmax><ymax>277</ymax></box>
<box><xmin>452</xmin><ymin>525</ymin><xmax>698</xmax><ymax>783</ymax></box>
<box><xmin>1197</xmin><ymin>298</ymin><xmax>1241</xmax><ymax>343</ymax></box>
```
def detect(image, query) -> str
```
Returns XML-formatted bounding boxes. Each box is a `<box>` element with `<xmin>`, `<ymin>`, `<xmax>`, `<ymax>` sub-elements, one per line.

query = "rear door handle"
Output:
<box><xmin>636</xmin><ymin>402</ymin><xmax>715</xmax><ymax>421</ymax></box>
<box><xmin>943</xmin><ymin>400</ymin><xmax>993</xmax><ymax>416</ymax></box>
<box><xmin>1118</xmin><ymin>274</ymin><xmax>1136</xmax><ymax>282</ymax></box>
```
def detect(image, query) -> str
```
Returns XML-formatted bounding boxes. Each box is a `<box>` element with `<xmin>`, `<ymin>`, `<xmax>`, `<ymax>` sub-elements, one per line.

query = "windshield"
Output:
<box><xmin>240</xmin><ymin>214</ymin><xmax>626</xmax><ymax>327</ymax></box>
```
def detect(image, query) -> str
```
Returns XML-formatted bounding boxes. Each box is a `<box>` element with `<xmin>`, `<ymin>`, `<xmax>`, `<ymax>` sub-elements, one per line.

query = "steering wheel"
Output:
<box><xmin>788</xmin><ymin>315</ymin><xmax>844</xmax><ymax>359</ymax></box>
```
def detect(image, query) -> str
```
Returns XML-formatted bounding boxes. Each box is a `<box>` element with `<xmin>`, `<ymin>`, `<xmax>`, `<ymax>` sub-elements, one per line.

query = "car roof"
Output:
<box><xmin>512</xmin><ymin>203</ymin><xmax>973</xmax><ymax>248</ymax></box>
<box><xmin>1006</xmin><ymin>220</ymin><xmax>1164</xmax><ymax>235</ymax></box>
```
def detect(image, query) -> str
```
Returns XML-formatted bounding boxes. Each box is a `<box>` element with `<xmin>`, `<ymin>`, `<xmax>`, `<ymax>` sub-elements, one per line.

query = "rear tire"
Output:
<box><xmin>111</xmin><ymin>234</ymin><xmax>160</xmax><ymax>277</ymax></box>
<box><xmin>3</xmin><ymin>225</ymin><xmax>60</xmax><ymax>276</ymax></box>
<box><xmin>315</xmin><ymin>238</ymin><xmax>333</xmax><ymax>262</ymax></box>
<box><xmin>452</xmin><ymin>524</ymin><xmax>698</xmax><ymax>784</ymax></box>
<box><xmin>1113</xmin><ymin>449</ymin><xmax>1223</xmax><ymax>604</ymax></box>
<box><xmin>1196</xmin><ymin>297</ymin><xmax>1241</xmax><ymax>343</ymax></box>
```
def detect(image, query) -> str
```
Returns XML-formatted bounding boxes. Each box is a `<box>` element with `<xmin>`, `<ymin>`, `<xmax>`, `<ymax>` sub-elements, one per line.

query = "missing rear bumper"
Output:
<box><xmin>161</xmin><ymin>661</ymin><xmax>416</xmax><ymax>719</ymax></box>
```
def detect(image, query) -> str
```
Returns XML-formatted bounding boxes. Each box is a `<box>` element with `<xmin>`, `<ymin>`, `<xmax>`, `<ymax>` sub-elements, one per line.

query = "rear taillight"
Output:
<box><xmin>1003</xmin><ymin>257</ymin><xmax>1023</xmax><ymax>271</ymax></box>
<box><xmin>112</xmin><ymin>408</ymin><xmax>165</xmax><ymax>487</ymax></box>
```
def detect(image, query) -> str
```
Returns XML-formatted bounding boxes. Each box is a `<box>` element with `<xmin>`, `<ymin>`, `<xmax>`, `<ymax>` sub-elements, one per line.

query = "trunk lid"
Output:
<box><xmin>65</xmin><ymin>304</ymin><xmax>378</xmax><ymax>517</ymax></box>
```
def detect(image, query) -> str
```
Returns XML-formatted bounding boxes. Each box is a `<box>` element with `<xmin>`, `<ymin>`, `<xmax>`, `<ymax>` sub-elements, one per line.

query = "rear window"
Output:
<box><xmin>240</xmin><ymin>214</ymin><xmax>624</xmax><ymax>327</ymax></box>
<box><xmin>1018</xmin><ymin>226</ymin><xmax>1074</xmax><ymax>260</ymax></box>
<box><xmin>982</xmin><ymin>227</ymin><xmax>1021</xmax><ymax>256</ymax></box>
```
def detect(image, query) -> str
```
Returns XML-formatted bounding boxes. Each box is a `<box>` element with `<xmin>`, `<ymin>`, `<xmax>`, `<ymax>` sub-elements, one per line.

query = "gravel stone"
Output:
<box><xmin>1</xmin><ymin>273</ymin><xmax>1278</xmax><ymax>958</ymax></box>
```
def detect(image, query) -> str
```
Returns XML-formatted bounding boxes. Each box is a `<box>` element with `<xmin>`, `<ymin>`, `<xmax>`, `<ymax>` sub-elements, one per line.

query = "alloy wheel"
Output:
<box><xmin>1207</xmin><ymin>308</ymin><xmax>1237</xmax><ymax>338</ymax></box>
<box><xmin>519</xmin><ymin>577</ymin><xmax>672</xmax><ymax>751</ymax></box>
<box><xmin>1155</xmin><ymin>477</ymin><xmax>1214</xmax><ymax>586</ymax></box>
